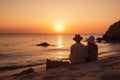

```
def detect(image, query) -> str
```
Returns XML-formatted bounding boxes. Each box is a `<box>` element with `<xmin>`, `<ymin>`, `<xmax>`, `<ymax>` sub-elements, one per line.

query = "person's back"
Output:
<box><xmin>87</xmin><ymin>43</ymin><xmax>98</xmax><ymax>61</ymax></box>
<box><xmin>69</xmin><ymin>34</ymin><xmax>88</xmax><ymax>64</ymax></box>
<box><xmin>86</xmin><ymin>36</ymin><xmax>98</xmax><ymax>62</ymax></box>
<box><xmin>70</xmin><ymin>43</ymin><xmax>88</xmax><ymax>64</ymax></box>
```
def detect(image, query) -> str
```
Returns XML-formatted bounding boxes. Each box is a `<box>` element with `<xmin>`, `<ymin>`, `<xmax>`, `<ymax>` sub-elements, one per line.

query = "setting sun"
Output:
<box><xmin>0</xmin><ymin>0</ymin><xmax>120</xmax><ymax>34</ymax></box>
<box><xmin>56</xmin><ymin>25</ymin><xmax>63</xmax><ymax>32</ymax></box>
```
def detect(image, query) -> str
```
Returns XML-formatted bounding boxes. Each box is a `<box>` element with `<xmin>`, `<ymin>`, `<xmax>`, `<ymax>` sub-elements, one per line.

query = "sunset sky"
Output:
<box><xmin>0</xmin><ymin>0</ymin><xmax>120</xmax><ymax>34</ymax></box>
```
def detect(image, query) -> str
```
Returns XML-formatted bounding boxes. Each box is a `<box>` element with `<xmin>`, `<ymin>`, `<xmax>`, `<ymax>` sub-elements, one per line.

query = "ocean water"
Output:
<box><xmin>0</xmin><ymin>34</ymin><xmax>120</xmax><ymax>75</ymax></box>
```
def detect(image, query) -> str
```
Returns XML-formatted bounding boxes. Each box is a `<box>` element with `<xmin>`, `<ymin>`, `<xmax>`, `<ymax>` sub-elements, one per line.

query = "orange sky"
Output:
<box><xmin>0</xmin><ymin>0</ymin><xmax>120</xmax><ymax>34</ymax></box>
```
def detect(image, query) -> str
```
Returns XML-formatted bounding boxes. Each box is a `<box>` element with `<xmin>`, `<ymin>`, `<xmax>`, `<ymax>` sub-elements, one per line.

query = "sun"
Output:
<box><xmin>56</xmin><ymin>25</ymin><xmax>63</xmax><ymax>32</ymax></box>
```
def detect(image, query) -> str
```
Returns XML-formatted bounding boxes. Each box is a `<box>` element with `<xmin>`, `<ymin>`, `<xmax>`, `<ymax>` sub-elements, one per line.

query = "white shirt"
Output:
<box><xmin>70</xmin><ymin>42</ymin><xmax>88</xmax><ymax>64</ymax></box>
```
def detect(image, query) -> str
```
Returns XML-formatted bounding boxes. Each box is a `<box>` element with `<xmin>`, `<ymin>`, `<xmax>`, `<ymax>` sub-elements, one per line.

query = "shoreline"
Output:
<box><xmin>0</xmin><ymin>51</ymin><xmax>120</xmax><ymax>77</ymax></box>
<box><xmin>0</xmin><ymin>64</ymin><xmax>46</xmax><ymax>77</ymax></box>
<box><xmin>0</xmin><ymin>52</ymin><xmax>120</xmax><ymax>77</ymax></box>
<box><xmin>99</xmin><ymin>51</ymin><xmax>120</xmax><ymax>59</ymax></box>
<box><xmin>0</xmin><ymin>52</ymin><xmax>120</xmax><ymax>80</ymax></box>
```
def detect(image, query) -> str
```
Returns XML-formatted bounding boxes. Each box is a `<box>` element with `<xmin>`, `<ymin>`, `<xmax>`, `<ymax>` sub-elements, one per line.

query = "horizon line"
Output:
<box><xmin>0</xmin><ymin>33</ymin><xmax>103</xmax><ymax>35</ymax></box>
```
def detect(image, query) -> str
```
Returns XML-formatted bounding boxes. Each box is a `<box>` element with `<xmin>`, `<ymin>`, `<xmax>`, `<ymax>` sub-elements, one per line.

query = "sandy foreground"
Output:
<box><xmin>0</xmin><ymin>52</ymin><xmax>120</xmax><ymax>80</ymax></box>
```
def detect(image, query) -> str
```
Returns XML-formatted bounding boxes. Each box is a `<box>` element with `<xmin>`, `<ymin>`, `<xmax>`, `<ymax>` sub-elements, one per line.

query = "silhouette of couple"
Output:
<box><xmin>46</xmin><ymin>34</ymin><xmax>98</xmax><ymax>70</ymax></box>
<box><xmin>69</xmin><ymin>34</ymin><xmax>98</xmax><ymax>64</ymax></box>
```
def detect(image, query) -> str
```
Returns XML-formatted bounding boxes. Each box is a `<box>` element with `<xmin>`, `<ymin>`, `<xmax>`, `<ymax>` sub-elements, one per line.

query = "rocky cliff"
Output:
<box><xmin>102</xmin><ymin>20</ymin><xmax>120</xmax><ymax>43</ymax></box>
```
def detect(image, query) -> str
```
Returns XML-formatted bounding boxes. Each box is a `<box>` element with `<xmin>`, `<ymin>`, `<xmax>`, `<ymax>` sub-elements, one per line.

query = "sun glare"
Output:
<box><xmin>56</xmin><ymin>25</ymin><xmax>63</xmax><ymax>32</ymax></box>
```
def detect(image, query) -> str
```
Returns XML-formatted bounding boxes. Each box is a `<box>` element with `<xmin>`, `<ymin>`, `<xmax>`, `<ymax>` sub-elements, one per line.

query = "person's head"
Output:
<box><xmin>87</xmin><ymin>36</ymin><xmax>95</xmax><ymax>44</ymax></box>
<box><xmin>73</xmin><ymin>34</ymin><xmax>83</xmax><ymax>43</ymax></box>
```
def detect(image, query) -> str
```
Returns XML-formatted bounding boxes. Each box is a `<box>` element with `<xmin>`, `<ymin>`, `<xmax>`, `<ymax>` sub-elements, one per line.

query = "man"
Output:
<box><xmin>70</xmin><ymin>34</ymin><xmax>88</xmax><ymax>64</ymax></box>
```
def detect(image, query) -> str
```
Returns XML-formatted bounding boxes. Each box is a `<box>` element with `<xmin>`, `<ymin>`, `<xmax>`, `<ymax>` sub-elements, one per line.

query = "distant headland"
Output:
<box><xmin>97</xmin><ymin>20</ymin><xmax>120</xmax><ymax>43</ymax></box>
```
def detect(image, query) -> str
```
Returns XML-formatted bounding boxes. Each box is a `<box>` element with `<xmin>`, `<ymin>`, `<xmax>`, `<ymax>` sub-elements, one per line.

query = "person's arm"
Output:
<box><xmin>70</xmin><ymin>46</ymin><xmax>73</xmax><ymax>63</ymax></box>
<box><xmin>85</xmin><ymin>47</ymin><xmax>88</xmax><ymax>58</ymax></box>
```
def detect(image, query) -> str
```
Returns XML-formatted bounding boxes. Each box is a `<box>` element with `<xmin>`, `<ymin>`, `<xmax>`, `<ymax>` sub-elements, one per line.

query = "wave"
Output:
<box><xmin>46</xmin><ymin>48</ymin><xmax>69</xmax><ymax>52</ymax></box>
<box><xmin>0</xmin><ymin>63</ymin><xmax>45</xmax><ymax>72</ymax></box>
<box><xmin>99</xmin><ymin>50</ymin><xmax>120</xmax><ymax>55</ymax></box>
<box><xmin>0</xmin><ymin>54</ymin><xmax>13</xmax><ymax>59</ymax></box>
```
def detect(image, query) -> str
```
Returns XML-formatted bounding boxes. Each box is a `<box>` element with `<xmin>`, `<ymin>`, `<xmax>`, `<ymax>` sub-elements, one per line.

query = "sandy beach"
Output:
<box><xmin>0</xmin><ymin>52</ymin><xmax>120</xmax><ymax>80</ymax></box>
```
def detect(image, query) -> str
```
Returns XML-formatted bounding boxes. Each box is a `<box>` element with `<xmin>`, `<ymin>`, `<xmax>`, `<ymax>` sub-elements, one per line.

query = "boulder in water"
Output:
<box><xmin>36</xmin><ymin>42</ymin><xmax>50</xmax><ymax>47</ymax></box>
<box><xmin>96</xmin><ymin>37</ymin><xmax>102</xmax><ymax>43</ymax></box>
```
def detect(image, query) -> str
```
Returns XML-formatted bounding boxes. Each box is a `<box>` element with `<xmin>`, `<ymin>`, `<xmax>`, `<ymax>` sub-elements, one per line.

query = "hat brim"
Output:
<box><xmin>73</xmin><ymin>37</ymin><xmax>83</xmax><ymax>41</ymax></box>
<box><xmin>87</xmin><ymin>39</ymin><xmax>95</xmax><ymax>43</ymax></box>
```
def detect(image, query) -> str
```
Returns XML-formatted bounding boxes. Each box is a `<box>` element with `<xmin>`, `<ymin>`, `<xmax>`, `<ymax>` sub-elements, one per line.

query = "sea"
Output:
<box><xmin>0</xmin><ymin>34</ymin><xmax>120</xmax><ymax>76</ymax></box>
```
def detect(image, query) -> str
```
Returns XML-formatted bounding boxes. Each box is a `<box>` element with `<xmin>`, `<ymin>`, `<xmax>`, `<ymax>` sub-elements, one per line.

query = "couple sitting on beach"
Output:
<box><xmin>69</xmin><ymin>34</ymin><xmax>98</xmax><ymax>64</ymax></box>
<box><xmin>46</xmin><ymin>34</ymin><xmax>98</xmax><ymax>70</ymax></box>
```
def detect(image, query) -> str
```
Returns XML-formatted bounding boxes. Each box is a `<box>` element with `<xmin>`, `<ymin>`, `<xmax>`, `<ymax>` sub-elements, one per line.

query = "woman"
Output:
<box><xmin>86</xmin><ymin>36</ymin><xmax>98</xmax><ymax>62</ymax></box>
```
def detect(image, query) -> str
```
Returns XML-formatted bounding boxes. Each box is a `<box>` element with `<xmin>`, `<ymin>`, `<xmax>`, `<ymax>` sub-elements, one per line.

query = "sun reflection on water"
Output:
<box><xmin>55</xmin><ymin>35</ymin><xmax>69</xmax><ymax>60</ymax></box>
<box><xmin>57</xmin><ymin>35</ymin><xmax>63</xmax><ymax>48</ymax></box>
<box><xmin>56</xmin><ymin>52</ymin><xmax>65</xmax><ymax>60</ymax></box>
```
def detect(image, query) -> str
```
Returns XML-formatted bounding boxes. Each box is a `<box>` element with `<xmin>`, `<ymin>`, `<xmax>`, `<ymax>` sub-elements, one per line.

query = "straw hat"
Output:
<box><xmin>87</xmin><ymin>36</ymin><xmax>95</xmax><ymax>43</ymax></box>
<box><xmin>73</xmin><ymin>34</ymin><xmax>83</xmax><ymax>41</ymax></box>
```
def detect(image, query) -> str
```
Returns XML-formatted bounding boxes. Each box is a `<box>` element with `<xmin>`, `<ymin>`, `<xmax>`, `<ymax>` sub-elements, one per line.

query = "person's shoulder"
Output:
<box><xmin>92</xmin><ymin>43</ymin><xmax>98</xmax><ymax>47</ymax></box>
<box><xmin>95</xmin><ymin>43</ymin><xmax>98</xmax><ymax>48</ymax></box>
<box><xmin>71</xmin><ymin>43</ymin><xmax>76</xmax><ymax>47</ymax></box>
<box><xmin>80</xmin><ymin>43</ymin><xmax>86</xmax><ymax>47</ymax></box>
<box><xmin>80</xmin><ymin>43</ymin><xmax>87</xmax><ymax>49</ymax></box>
<box><xmin>95</xmin><ymin>43</ymin><xmax>98</xmax><ymax>46</ymax></box>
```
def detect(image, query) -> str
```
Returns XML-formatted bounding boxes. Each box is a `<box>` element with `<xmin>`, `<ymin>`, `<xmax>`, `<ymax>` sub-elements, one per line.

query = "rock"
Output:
<box><xmin>20</xmin><ymin>68</ymin><xmax>35</xmax><ymax>75</ymax></box>
<box><xmin>46</xmin><ymin>59</ymin><xmax>69</xmax><ymax>70</ymax></box>
<box><xmin>36</xmin><ymin>42</ymin><xmax>50</xmax><ymax>47</ymax></box>
<box><xmin>96</xmin><ymin>37</ymin><xmax>102</xmax><ymax>43</ymax></box>
<box><xmin>12</xmin><ymin>68</ymin><xmax>35</xmax><ymax>76</ymax></box>
<box><xmin>102</xmin><ymin>20</ymin><xmax>120</xmax><ymax>43</ymax></box>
